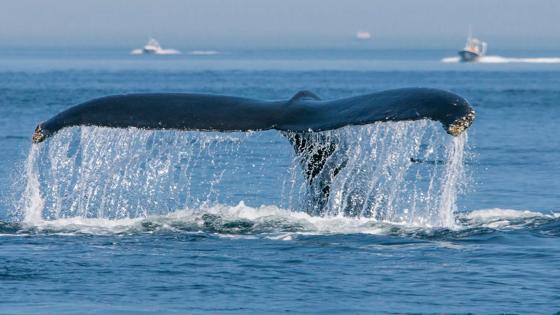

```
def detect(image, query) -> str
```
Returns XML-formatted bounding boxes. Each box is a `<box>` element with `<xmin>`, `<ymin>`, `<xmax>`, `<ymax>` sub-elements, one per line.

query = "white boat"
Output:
<box><xmin>458</xmin><ymin>29</ymin><xmax>487</xmax><ymax>62</ymax></box>
<box><xmin>131</xmin><ymin>38</ymin><xmax>181</xmax><ymax>55</ymax></box>
<box><xmin>355</xmin><ymin>31</ymin><xmax>372</xmax><ymax>40</ymax></box>
<box><xmin>142</xmin><ymin>38</ymin><xmax>162</xmax><ymax>54</ymax></box>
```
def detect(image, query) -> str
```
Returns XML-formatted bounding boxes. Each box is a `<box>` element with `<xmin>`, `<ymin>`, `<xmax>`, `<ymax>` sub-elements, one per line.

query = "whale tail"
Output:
<box><xmin>30</xmin><ymin>88</ymin><xmax>475</xmax><ymax>212</ymax></box>
<box><xmin>281</xmin><ymin>89</ymin><xmax>475</xmax><ymax>213</ymax></box>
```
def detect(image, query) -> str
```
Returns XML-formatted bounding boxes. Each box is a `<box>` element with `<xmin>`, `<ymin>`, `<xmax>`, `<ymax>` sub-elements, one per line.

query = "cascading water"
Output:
<box><xmin>18</xmin><ymin>120</ymin><xmax>468</xmax><ymax>228</ymax></box>
<box><xmin>292</xmin><ymin>120</ymin><xmax>468</xmax><ymax>227</ymax></box>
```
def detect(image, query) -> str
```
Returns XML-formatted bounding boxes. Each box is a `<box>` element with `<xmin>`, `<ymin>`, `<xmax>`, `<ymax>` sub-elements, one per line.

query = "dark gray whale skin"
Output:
<box><xmin>32</xmin><ymin>88</ymin><xmax>475</xmax><ymax>143</ymax></box>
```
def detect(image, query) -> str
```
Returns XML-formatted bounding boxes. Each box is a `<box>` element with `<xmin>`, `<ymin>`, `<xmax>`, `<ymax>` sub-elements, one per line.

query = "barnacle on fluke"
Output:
<box><xmin>32</xmin><ymin>125</ymin><xmax>47</xmax><ymax>144</ymax></box>
<box><xmin>447</xmin><ymin>110</ymin><xmax>476</xmax><ymax>136</ymax></box>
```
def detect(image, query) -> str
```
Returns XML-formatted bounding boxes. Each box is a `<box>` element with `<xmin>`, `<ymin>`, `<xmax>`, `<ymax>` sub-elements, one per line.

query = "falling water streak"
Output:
<box><xmin>18</xmin><ymin>121</ymin><xmax>468</xmax><ymax>228</ymax></box>
<box><xmin>437</xmin><ymin>133</ymin><xmax>467</xmax><ymax>228</ymax></box>
<box><xmin>280</xmin><ymin>130</ymin><xmax>311</xmax><ymax>212</ymax></box>
<box><xmin>22</xmin><ymin>145</ymin><xmax>44</xmax><ymax>224</ymax></box>
<box><xmin>293</xmin><ymin>121</ymin><xmax>468</xmax><ymax>227</ymax></box>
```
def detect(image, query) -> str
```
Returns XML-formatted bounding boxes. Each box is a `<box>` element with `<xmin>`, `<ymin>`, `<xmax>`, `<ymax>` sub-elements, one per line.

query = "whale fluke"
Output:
<box><xmin>31</xmin><ymin>88</ymin><xmax>475</xmax><ymax>212</ymax></box>
<box><xmin>32</xmin><ymin>88</ymin><xmax>474</xmax><ymax>144</ymax></box>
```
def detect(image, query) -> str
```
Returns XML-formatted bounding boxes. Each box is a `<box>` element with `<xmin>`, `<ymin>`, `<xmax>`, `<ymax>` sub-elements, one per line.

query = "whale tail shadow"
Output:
<box><xmin>283</xmin><ymin>131</ymin><xmax>348</xmax><ymax>214</ymax></box>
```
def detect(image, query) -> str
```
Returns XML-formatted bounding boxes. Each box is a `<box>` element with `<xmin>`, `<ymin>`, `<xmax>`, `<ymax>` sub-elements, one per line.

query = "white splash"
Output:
<box><xmin>441</xmin><ymin>55</ymin><xmax>560</xmax><ymax>64</ymax></box>
<box><xmin>296</xmin><ymin>121</ymin><xmax>468</xmax><ymax>227</ymax></box>
<box><xmin>18</xmin><ymin>121</ymin><xmax>469</xmax><ymax>228</ymax></box>
<box><xmin>189</xmin><ymin>50</ymin><xmax>220</xmax><ymax>56</ymax></box>
<box><xmin>16</xmin><ymin>203</ymin><xmax>559</xmax><ymax>237</ymax></box>
<box><xmin>130</xmin><ymin>49</ymin><xmax>181</xmax><ymax>55</ymax></box>
<box><xmin>21</xmin><ymin>201</ymin><xmax>422</xmax><ymax>236</ymax></box>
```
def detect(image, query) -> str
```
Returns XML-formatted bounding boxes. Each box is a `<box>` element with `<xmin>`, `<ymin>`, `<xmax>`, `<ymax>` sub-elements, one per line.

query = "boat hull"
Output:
<box><xmin>458</xmin><ymin>50</ymin><xmax>481</xmax><ymax>62</ymax></box>
<box><xmin>142</xmin><ymin>48</ymin><xmax>158</xmax><ymax>54</ymax></box>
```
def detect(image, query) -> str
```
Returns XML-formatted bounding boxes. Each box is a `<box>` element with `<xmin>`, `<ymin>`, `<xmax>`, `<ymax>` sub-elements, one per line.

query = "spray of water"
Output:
<box><xmin>18</xmin><ymin>121</ymin><xmax>468</xmax><ymax>228</ymax></box>
<box><xmin>292</xmin><ymin>121</ymin><xmax>467</xmax><ymax>227</ymax></box>
<box><xmin>21</xmin><ymin>145</ymin><xmax>44</xmax><ymax>224</ymax></box>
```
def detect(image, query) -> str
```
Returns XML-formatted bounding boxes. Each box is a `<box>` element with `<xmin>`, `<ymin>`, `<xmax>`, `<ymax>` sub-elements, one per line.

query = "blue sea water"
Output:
<box><xmin>0</xmin><ymin>48</ymin><xmax>559</xmax><ymax>314</ymax></box>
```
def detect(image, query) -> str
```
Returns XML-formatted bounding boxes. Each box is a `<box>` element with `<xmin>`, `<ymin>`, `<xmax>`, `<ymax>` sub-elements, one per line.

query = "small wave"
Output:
<box><xmin>458</xmin><ymin>208</ymin><xmax>559</xmax><ymax>229</ymax></box>
<box><xmin>0</xmin><ymin>135</ymin><xmax>28</xmax><ymax>142</ymax></box>
<box><xmin>441</xmin><ymin>57</ymin><xmax>461</xmax><ymax>63</ymax></box>
<box><xmin>155</xmin><ymin>49</ymin><xmax>181</xmax><ymax>55</ymax></box>
<box><xmin>3</xmin><ymin>203</ymin><xmax>559</xmax><ymax>239</ymax></box>
<box><xmin>441</xmin><ymin>55</ymin><xmax>560</xmax><ymax>64</ymax></box>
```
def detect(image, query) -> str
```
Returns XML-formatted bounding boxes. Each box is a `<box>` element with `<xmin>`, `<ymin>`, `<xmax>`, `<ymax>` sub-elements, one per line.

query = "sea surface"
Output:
<box><xmin>0</xmin><ymin>48</ymin><xmax>559</xmax><ymax>314</ymax></box>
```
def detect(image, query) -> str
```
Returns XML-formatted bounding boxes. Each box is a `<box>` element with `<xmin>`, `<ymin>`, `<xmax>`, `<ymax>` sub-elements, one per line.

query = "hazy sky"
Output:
<box><xmin>1</xmin><ymin>0</ymin><xmax>559</xmax><ymax>49</ymax></box>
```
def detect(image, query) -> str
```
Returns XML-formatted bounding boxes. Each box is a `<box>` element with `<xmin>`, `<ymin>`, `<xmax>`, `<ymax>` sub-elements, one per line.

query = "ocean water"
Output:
<box><xmin>1</xmin><ymin>48</ymin><xmax>559</xmax><ymax>314</ymax></box>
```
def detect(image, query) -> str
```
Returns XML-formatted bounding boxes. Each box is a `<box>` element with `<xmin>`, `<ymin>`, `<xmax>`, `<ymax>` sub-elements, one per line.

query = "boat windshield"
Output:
<box><xmin>464</xmin><ymin>37</ymin><xmax>487</xmax><ymax>55</ymax></box>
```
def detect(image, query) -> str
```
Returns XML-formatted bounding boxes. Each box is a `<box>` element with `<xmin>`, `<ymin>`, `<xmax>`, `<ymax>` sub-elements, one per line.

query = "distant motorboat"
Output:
<box><xmin>131</xmin><ymin>38</ymin><xmax>181</xmax><ymax>55</ymax></box>
<box><xmin>355</xmin><ymin>31</ymin><xmax>372</xmax><ymax>40</ymax></box>
<box><xmin>142</xmin><ymin>38</ymin><xmax>162</xmax><ymax>54</ymax></box>
<box><xmin>458</xmin><ymin>29</ymin><xmax>487</xmax><ymax>62</ymax></box>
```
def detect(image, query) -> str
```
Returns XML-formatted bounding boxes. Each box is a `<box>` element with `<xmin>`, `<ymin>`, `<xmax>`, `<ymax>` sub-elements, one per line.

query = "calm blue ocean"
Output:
<box><xmin>0</xmin><ymin>48</ymin><xmax>559</xmax><ymax>314</ymax></box>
